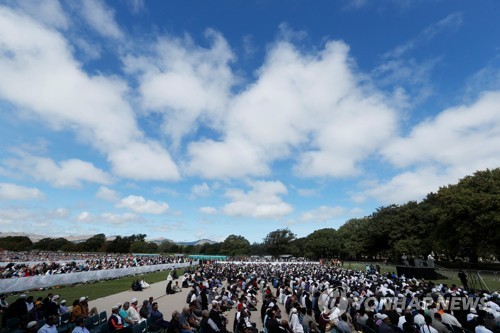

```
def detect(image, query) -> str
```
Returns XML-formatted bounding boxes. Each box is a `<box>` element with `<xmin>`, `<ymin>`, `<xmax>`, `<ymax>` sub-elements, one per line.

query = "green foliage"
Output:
<box><xmin>0</xmin><ymin>236</ymin><xmax>32</xmax><ymax>251</ymax></box>
<box><xmin>221</xmin><ymin>235</ymin><xmax>250</xmax><ymax>256</ymax></box>
<box><xmin>129</xmin><ymin>241</ymin><xmax>159</xmax><ymax>253</ymax></box>
<box><xmin>304</xmin><ymin>229</ymin><xmax>340</xmax><ymax>259</ymax></box>
<box><xmin>32</xmin><ymin>237</ymin><xmax>71</xmax><ymax>251</ymax></box>
<box><xmin>79</xmin><ymin>234</ymin><xmax>106</xmax><ymax>252</ymax></box>
<box><xmin>159</xmin><ymin>240</ymin><xmax>181</xmax><ymax>254</ymax></box>
<box><xmin>263</xmin><ymin>228</ymin><xmax>296</xmax><ymax>257</ymax></box>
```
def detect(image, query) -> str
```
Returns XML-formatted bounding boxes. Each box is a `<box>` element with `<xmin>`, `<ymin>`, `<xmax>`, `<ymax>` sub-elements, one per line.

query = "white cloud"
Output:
<box><xmin>4</xmin><ymin>155</ymin><xmax>112</xmax><ymax>188</ymax></box>
<box><xmin>190</xmin><ymin>183</ymin><xmax>210</xmax><ymax>199</ymax></box>
<box><xmin>186</xmin><ymin>39</ymin><xmax>397</xmax><ymax>178</ymax></box>
<box><xmin>360</xmin><ymin>91</ymin><xmax>500</xmax><ymax>204</ymax></box>
<box><xmin>199</xmin><ymin>206</ymin><xmax>218</xmax><ymax>214</ymax></box>
<box><xmin>222</xmin><ymin>180</ymin><xmax>293</xmax><ymax>218</ymax></box>
<box><xmin>77</xmin><ymin>211</ymin><xmax>91</xmax><ymax>221</ymax></box>
<box><xmin>118</xmin><ymin>195</ymin><xmax>169</xmax><ymax>214</ymax></box>
<box><xmin>96</xmin><ymin>186</ymin><xmax>119</xmax><ymax>202</ymax></box>
<box><xmin>0</xmin><ymin>6</ymin><xmax>179</xmax><ymax>181</ymax></box>
<box><xmin>300</xmin><ymin>205</ymin><xmax>345</xmax><ymax>222</ymax></box>
<box><xmin>79</xmin><ymin>0</ymin><xmax>123</xmax><ymax>39</ymax></box>
<box><xmin>124</xmin><ymin>29</ymin><xmax>235</xmax><ymax>146</ymax></box>
<box><xmin>100</xmin><ymin>212</ymin><xmax>141</xmax><ymax>225</ymax></box>
<box><xmin>14</xmin><ymin>0</ymin><xmax>69</xmax><ymax>30</ymax></box>
<box><xmin>382</xmin><ymin>91</ymin><xmax>500</xmax><ymax>169</ymax></box>
<box><xmin>108</xmin><ymin>142</ymin><xmax>179</xmax><ymax>181</ymax></box>
<box><xmin>0</xmin><ymin>183</ymin><xmax>44</xmax><ymax>200</ymax></box>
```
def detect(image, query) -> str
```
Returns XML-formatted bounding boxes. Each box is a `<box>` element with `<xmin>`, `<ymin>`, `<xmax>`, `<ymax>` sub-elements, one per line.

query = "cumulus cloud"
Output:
<box><xmin>77</xmin><ymin>211</ymin><xmax>91</xmax><ymax>221</ymax></box>
<box><xmin>0</xmin><ymin>183</ymin><xmax>44</xmax><ymax>200</ymax></box>
<box><xmin>300</xmin><ymin>205</ymin><xmax>345</xmax><ymax>222</ymax></box>
<box><xmin>96</xmin><ymin>186</ymin><xmax>119</xmax><ymax>202</ymax></box>
<box><xmin>0</xmin><ymin>6</ymin><xmax>179</xmax><ymax>181</ymax></box>
<box><xmin>4</xmin><ymin>155</ymin><xmax>111</xmax><ymax>188</ymax></box>
<box><xmin>190</xmin><ymin>183</ymin><xmax>210</xmax><ymax>199</ymax></box>
<box><xmin>360</xmin><ymin>91</ymin><xmax>500</xmax><ymax>204</ymax></box>
<box><xmin>187</xmin><ymin>39</ymin><xmax>397</xmax><ymax>178</ymax></box>
<box><xmin>124</xmin><ymin>29</ymin><xmax>235</xmax><ymax>146</ymax></box>
<box><xmin>118</xmin><ymin>195</ymin><xmax>169</xmax><ymax>214</ymax></box>
<box><xmin>222</xmin><ymin>181</ymin><xmax>293</xmax><ymax>218</ymax></box>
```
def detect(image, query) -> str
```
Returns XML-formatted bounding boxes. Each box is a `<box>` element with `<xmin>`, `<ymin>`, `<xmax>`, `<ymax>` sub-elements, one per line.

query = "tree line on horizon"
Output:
<box><xmin>0</xmin><ymin>168</ymin><xmax>498</xmax><ymax>262</ymax></box>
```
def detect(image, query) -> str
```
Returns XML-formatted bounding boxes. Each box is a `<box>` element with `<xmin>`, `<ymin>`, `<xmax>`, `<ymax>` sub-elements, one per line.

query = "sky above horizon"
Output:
<box><xmin>0</xmin><ymin>0</ymin><xmax>499</xmax><ymax>244</ymax></box>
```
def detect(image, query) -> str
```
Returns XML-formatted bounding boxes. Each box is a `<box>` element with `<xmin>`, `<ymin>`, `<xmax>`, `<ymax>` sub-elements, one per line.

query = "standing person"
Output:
<box><xmin>458</xmin><ymin>270</ymin><xmax>469</xmax><ymax>290</ymax></box>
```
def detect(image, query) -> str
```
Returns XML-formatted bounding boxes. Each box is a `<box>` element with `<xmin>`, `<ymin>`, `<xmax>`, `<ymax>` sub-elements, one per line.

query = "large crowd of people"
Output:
<box><xmin>1</xmin><ymin>261</ymin><xmax>499</xmax><ymax>333</ymax></box>
<box><xmin>0</xmin><ymin>252</ymin><xmax>189</xmax><ymax>279</ymax></box>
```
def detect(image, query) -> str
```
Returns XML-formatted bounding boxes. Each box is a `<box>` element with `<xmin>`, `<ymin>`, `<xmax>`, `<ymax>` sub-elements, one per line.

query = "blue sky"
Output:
<box><xmin>0</xmin><ymin>0</ymin><xmax>499</xmax><ymax>243</ymax></box>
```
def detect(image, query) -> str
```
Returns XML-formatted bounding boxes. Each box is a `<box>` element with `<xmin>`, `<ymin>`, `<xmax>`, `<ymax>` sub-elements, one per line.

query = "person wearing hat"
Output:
<box><xmin>71</xmin><ymin>297</ymin><xmax>89</xmax><ymax>323</ymax></box>
<box><xmin>60</xmin><ymin>300</ymin><xmax>69</xmax><ymax>315</ymax></box>
<box><xmin>38</xmin><ymin>315</ymin><xmax>58</xmax><ymax>333</ymax></box>
<box><xmin>26</xmin><ymin>321</ymin><xmax>39</xmax><ymax>333</ymax></box>
<box><xmin>378</xmin><ymin>314</ymin><xmax>395</xmax><ymax>333</ymax></box>
<box><xmin>27</xmin><ymin>300</ymin><xmax>44</xmax><ymax>322</ymax></box>
<box><xmin>72</xmin><ymin>316</ymin><xmax>90</xmax><ymax>333</ymax></box>
<box><xmin>108</xmin><ymin>305</ymin><xmax>131</xmax><ymax>333</ymax></box>
<box><xmin>289</xmin><ymin>307</ymin><xmax>303</xmax><ymax>333</ymax></box>
<box><xmin>127</xmin><ymin>298</ymin><xmax>144</xmax><ymax>324</ymax></box>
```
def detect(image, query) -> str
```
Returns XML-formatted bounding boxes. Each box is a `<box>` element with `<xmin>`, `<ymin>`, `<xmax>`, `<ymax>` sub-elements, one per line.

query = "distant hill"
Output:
<box><xmin>0</xmin><ymin>232</ymin><xmax>216</xmax><ymax>246</ymax></box>
<box><xmin>176</xmin><ymin>239</ymin><xmax>217</xmax><ymax>246</ymax></box>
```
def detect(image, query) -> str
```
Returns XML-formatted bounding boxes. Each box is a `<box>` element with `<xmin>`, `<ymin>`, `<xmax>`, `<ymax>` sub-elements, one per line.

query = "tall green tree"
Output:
<box><xmin>304</xmin><ymin>228</ymin><xmax>340</xmax><ymax>259</ymax></box>
<box><xmin>432</xmin><ymin>169</ymin><xmax>500</xmax><ymax>261</ymax></box>
<box><xmin>221</xmin><ymin>235</ymin><xmax>250</xmax><ymax>256</ymax></box>
<box><xmin>263</xmin><ymin>228</ymin><xmax>296</xmax><ymax>257</ymax></box>
<box><xmin>79</xmin><ymin>234</ymin><xmax>106</xmax><ymax>252</ymax></box>
<box><xmin>0</xmin><ymin>236</ymin><xmax>32</xmax><ymax>251</ymax></box>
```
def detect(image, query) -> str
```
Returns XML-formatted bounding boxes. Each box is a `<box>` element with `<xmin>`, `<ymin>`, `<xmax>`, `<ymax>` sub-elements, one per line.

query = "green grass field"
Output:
<box><xmin>4</xmin><ymin>268</ymin><xmax>184</xmax><ymax>306</ymax></box>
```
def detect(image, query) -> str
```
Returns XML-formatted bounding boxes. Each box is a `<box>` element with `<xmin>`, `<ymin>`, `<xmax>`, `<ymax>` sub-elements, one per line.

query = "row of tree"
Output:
<box><xmin>1</xmin><ymin>169</ymin><xmax>498</xmax><ymax>261</ymax></box>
